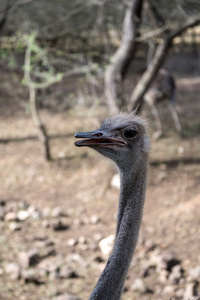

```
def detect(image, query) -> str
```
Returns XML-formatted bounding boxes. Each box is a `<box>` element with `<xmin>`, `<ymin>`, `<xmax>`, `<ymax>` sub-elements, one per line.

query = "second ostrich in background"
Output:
<box><xmin>144</xmin><ymin>68</ymin><xmax>183</xmax><ymax>138</ymax></box>
<box><xmin>75</xmin><ymin>113</ymin><xmax>150</xmax><ymax>300</ymax></box>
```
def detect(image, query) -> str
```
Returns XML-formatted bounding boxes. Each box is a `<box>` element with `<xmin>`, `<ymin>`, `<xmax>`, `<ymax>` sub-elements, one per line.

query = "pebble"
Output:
<box><xmin>188</xmin><ymin>265</ymin><xmax>200</xmax><ymax>281</ymax></box>
<box><xmin>42</xmin><ymin>219</ymin><xmax>50</xmax><ymax>228</ymax></box>
<box><xmin>51</xmin><ymin>293</ymin><xmax>82</xmax><ymax>300</ymax></box>
<box><xmin>67</xmin><ymin>238</ymin><xmax>78</xmax><ymax>247</ymax></box>
<box><xmin>149</xmin><ymin>251</ymin><xmax>180</xmax><ymax>272</ymax></box>
<box><xmin>0</xmin><ymin>207</ymin><xmax>6</xmax><ymax>220</ymax></box>
<box><xmin>18</xmin><ymin>201</ymin><xmax>29</xmax><ymax>210</ymax></box>
<box><xmin>4</xmin><ymin>263</ymin><xmax>21</xmax><ymax>280</ymax></box>
<box><xmin>4</xmin><ymin>212</ymin><xmax>18</xmax><ymax>222</ymax></box>
<box><xmin>40</xmin><ymin>248</ymin><xmax>56</xmax><ymax>259</ymax></box>
<box><xmin>9</xmin><ymin>222</ymin><xmax>21</xmax><ymax>231</ymax></box>
<box><xmin>168</xmin><ymin>264</ymin><xmax>183</xmax><ymax>285</ymax></box>
<box><xmin>58</xmin><ymin>265</ymin><xmax>79</xmax><ymax>279</ymax></box>
<box><xmin>111</xmin><ymin>173</ymin><xmax>120</xmax><ymax>189</ymax></box>
<box><xmin>131</xmin><ymin>278</ymin><xmax>150</xmax><ymax>294</ymax></box>
<box><xmin>90</xmin><ymin>215</ymin><xmax>100</xmax><ymax>224</ymax></box>
<box><xmin>51</xmin><ymin>206</ymin><xmax>66</xmax><ymax>218</ymax></box>
<box><xmin>38</xmin><ymin>257</ymin><xmax>61</xmax><ymax>274</ymax></box>
<box><xmin>42</xmin><ymin>207</ymin><xmax>51</xmax><ymax>218</ymax></box>
<box><xmin>99</xmin><ymin>235</ymin><xmax>115</xmax><ymax>257</ymax></box>
<box><xmin>93</xmin><ymin>233</ymin><xmax>102</xmax><ymax>242</ymax></box>
<box><xmin>51</xmin><ymin>219</ymin><xmax>69</xmax><ymax>231</ymax></box>
<box><xmin>0</xmin><ymin>199</ymin><xmax>6</xmax><ymax>206</ymax></box>
<box><xmin>21</xmin><ymin>268</ymin><xmax>46</xmax><ymax>284</ymax></box>
<box><xmin>66</xmin><ymin>254</ymin><xmax>87</xmax><ymax>267</ymax></box>
<box><xmin>17</xmin><ymin>210</ymin><xmax>29</xmax><ymax>221</ymax></box>
<box><xmin>19</xmin><ymin>248</ymin><xmax>40</xmax><ymax>269</ymax></box>
<box><xmin>78</xmin><ymin>236</ymin><xmax>87</xmax><ymax>245</ymax></box>
<box><xmin>184</xmin><ymin>282</ymin><xmax>199</xmax><ymax>300</ymax></box>
<box><xmin>162</xmin><ymin>285</ymin><xmax>176</xmax><ymax>295</ymax></box>
<box><xmin>158</xmin><ymin>269</ymin><xmax>168</xmax><ymax>283</ymax></box>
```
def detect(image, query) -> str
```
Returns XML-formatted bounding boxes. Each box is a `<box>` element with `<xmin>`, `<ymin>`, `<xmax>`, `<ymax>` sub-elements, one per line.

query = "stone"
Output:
<box><xmin>150</xmin><ymin>251</ymin><xmax>180</xmax><ymax>272</ymax></box>
<box><xmin>67</xmin><ymin>238</ymin><xmax>78</xmax><ymax>247</ymax></box>
<box><xmin>168</xmin><ymin>264</ymin><xmax>184</xmax><ymax>285</ymax></box>
<box><xmin>111</xmin><ymin>173</ymin><xmax>120</xmax><ymax>189</ymax></box>
<box><xmin>66</xmin><ymin>254</ymin><xmax>87</xmax><ymax>267</ymax></box>
<box><xmin>18</xmin><ymin>201</ymin><xmax>29</xmax><ymax>210</ymax></box>
<box><xmin>0</xmin><ymin>207</ymin><xmax>6</xmax><ymax>220</ymax></box>
<box><xmin>4</xmin><ymin>212</ymin><xmax>17</xmax><ymax>222</ymax></box>
<box><xmin>52</xmin><ymin>293</ymin><xmax>82</xmax><ymax>300</ymax></box>
<box><xmin>93</xmin><ymin>233</ymin><xmax>102</xmax><ymax>242</ymax></box>
<box><xmin>42</xmin><ymin>207</ymin><xmax>51</xmax><ymax>218</ymax></box>
<box><xmin>19</xmin><ymin>248</ymin><xmax>40</xmax><ymax>268</ymax></box>
<box><xmin>156</xmin><ymin>171</ymin><xmax>167</xmax><ymax>183</ymax></box>
<box><xmin>40</xmin><ymin>248</ymin><xmax>56</xmax><ymax>259</ymax></box>
<box><xmin>28</xmin><ymin>206</ymin><xmax>41</xmax><ymax>220</ymax></box>
<box><xmin>175</xmin><ymin>288</ymin><xmax>184</xmax><ymax>298</ymax></box>
<box><xmin>6</xmin><ymin>201</ymin><xmax>18</xmax><ymax>212</ymax></box>
<box><xmin>51</xmin><ymin>219</ymin><xmax>69</xmax><ymax>231</ymax></box>
<box><xmin>144</xmin><ymin>240</ymin><xmax>157</xmax><ymax>253</ymax></box>
<box><xmin>78</xmin><ymin>236</ymin><xmax>87</xmax><ymax>245</ymax></box>
<box><xmin>0</xmin><ymin>199</ymin><xmax>6</xmax><ymax>206</ymax></box>
<box><xmin>4</xmin><ymin>263</ymin><xmax>21</xmax><ymax>280</ymax></box>
<box><xmin>51</xmin><ymin>207</ymin><xmax>67</xmax><ymax>218</ymax></box>
<box><xmin>42</xmin><ymin>219</ymin><xmax>50</xmax><ymax>228</ymax></box>
<box><xmin>73</xmin><ymin>218</ymin><xmax>84</xmax><ymax>227</ymax></box>
<box><xmin>93</xmin><ymin>255</ymin><xmax>104</xmax><ymax>263</ymax></box>
<box><xmin>9</xmin><ymin>222</ymin><xmax>21</xmax><ymax>231</ymax></box>
<box><xmin>38</xmin><ymin>257</ymin><xmax>61</xmax><ymax>274</ymax></box>
<box><xmin>58</xmin><ymin>265</ymin><xmax>79</xmax><ymax>279</ymax></box>
<box><xmin>35</xmin><ymin>239</ymin><xmax>55</xmax><ymax>248</ymax></box>
<box><xmin>131</xmin><ymin>278</ymin><xmax>153</xmax><ymax>294</ymax></box>
<box><xmin>184</xmin><ymin>282</ymin><xmax>199</xmax><ymax>300</ymax></box>
<box><xmin>79</xmin><ymin>244</ymin><xmax>89</xmax><ymax>251</ymax></box>
<box><xmin>90</xmin><ymin>215</ymin><xmax>100</xmax><ymax>224</ymax></box>
<box><xmin>34</xmin><ymin>235</ymin><xmax>48</xmax><ymax>241</ymax></box>
<box><xmin>188</xmin><ymin>266</ymin><xmax>200</xmax><ymax>281</ymax></box>
<box><xmin>99</xmin><ymin>235</ymin><xmax>115</xmax><ymax>257</ymax></box>
<box><xmin>21</xmin><ymin>268</ymin><xmax>46</xmax><ymax>284</ymax></box>
<box><xmin>158</xmin><ymin>269</ymin><xmax>169</xmax><ymax>283</ymax></box>
<box><xmin>163</xmin><ymin>285</ymin><xmax>176</xmax><ymax>295</ymax></box>
<box><xmin>17</xmin><ymin>210</ymin><xmax>29</xmax><ymax>221</ymax></box>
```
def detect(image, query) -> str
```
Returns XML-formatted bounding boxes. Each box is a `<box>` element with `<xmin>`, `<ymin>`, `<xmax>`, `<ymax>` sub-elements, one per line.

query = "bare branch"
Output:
<box><xmin>104</xmin><ymin>0</ymin><xmax>144</xmax><ymax>115</ymax></box>
<box><xmin>136</xmin><ymin>25</ymin><xmax>168</xmax><ymax>42</ymax></box>
<box><xmin>128</xmin><ymin>14</ymin><xmax>200</xmax><ymax>112</ymax></box>
<box><xmin>14</xmin><ymin>0</ymin><xmax>36</xmax><ymax>6</ymax></box>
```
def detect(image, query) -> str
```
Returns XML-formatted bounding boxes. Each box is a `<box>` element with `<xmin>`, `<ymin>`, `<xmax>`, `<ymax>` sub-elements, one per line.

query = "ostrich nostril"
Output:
<box><xmin>94</xmin><ymin>132</ymin><xmax>103</xmax><ymax>137</ymax></box>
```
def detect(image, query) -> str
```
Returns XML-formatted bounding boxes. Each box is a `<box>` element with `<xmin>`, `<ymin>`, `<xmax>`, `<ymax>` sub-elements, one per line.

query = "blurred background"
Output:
<box><xmin>0</xmin><ymin>0</ymin><xmax>200</xmax><ymax>299</ymax></box>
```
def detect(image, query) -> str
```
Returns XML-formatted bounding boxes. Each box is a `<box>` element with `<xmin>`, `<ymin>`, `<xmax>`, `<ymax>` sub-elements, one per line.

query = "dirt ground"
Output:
<box><xmin>0</xmin><ymin>63</ymin><xmax>200</xmax><ymax>300</ymax></box>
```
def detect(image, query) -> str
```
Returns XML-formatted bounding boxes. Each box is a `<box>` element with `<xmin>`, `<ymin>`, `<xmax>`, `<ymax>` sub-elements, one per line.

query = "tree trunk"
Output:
<box><xmin>128</xmin><ymin>15</ymin><xmax>200</xmax><ymax>113</ymax></box>
<box><xmin>104</xmin><ymin>0</ymin><xmax>143</xmax><ymax>115</ymax></box>
<box><xmin>29</xmin><ymin>86</ymin><xmax>51</xmax><ymax>161</ymax></box>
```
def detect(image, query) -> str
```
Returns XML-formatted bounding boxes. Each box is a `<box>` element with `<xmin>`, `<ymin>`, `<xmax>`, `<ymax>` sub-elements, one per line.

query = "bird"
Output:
<box><xmin>75</xmin><ymin>113</ymin><xmax>150</xmax><ymax>300</ymax></box>
<box><xmin>143</xmin><ymin>68</ymin><xmax>183</xmax><ymax>139</ymax></box>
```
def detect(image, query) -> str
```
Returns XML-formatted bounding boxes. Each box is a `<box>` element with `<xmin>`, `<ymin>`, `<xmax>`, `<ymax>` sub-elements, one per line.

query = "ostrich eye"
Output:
<box><xmin>123</xmin><ymin>129</ymin><xmax>138</xmax><ymax>140</ymax></box>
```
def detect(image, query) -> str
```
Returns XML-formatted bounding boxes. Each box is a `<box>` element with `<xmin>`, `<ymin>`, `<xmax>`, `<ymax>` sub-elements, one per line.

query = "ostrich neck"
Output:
<box><xmin>89</xmin><ymin>155</ymin><xmax>148</xmax><ymax>300</ymax></box>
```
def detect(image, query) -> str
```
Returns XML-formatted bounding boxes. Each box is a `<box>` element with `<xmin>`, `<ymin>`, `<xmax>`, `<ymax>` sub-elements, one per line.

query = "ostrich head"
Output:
<box><xmin>75</xmin><ymin>113</ymin><xmax>150</xmax><ymax>171</ymax></box>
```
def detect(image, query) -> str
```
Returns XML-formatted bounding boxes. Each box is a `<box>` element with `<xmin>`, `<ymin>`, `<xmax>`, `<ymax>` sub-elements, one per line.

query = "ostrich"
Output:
<box><xmin>75</xmin><ymin>113</ymin><xmax>150</xmax><ymax>300</ymax></box>
<box><xmin>143</xmin><ymin>68</ymin><xmax>183</xmax><ymax>139</ymax></box>
<box><xmin>144</xmin><ymin>38</ymin><xmax>183</xmax><ymax>138</ymax></box>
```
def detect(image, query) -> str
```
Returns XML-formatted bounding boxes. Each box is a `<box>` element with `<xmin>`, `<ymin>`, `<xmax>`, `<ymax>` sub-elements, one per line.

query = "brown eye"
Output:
<box><xmin>123</xmin><ymin>129</ymin><xmax>138</xmax><ymax>140</ymax></box>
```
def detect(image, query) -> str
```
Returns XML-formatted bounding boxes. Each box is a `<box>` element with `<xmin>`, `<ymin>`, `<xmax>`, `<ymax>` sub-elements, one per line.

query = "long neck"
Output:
<box><xmin>89</xmin><ymin>155</ymin><xmax>148</xmax><ymax>300</ymax></box>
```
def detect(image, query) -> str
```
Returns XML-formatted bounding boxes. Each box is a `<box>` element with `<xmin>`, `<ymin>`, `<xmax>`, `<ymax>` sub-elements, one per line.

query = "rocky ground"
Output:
<box><xmin>0</xmin><ymin>68</ymin><xmax>200</xmax><ymax>300</ymax></box>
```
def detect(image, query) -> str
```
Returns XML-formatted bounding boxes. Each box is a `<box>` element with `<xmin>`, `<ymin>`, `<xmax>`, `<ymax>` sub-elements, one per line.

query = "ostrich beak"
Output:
<box><xmin>74</xmin><ymin>130</ymin><xmax>126</xmax><ymax>148</ymax></box>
